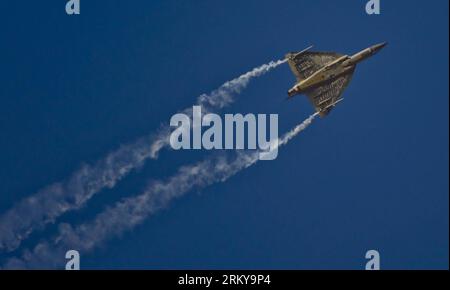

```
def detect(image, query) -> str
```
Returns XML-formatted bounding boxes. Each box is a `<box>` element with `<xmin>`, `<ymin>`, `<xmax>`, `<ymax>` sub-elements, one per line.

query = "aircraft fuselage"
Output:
<box><xmin>287</xmin><ymin>42</ymin><xmax>387</xmax><ymax>98</ymax></box>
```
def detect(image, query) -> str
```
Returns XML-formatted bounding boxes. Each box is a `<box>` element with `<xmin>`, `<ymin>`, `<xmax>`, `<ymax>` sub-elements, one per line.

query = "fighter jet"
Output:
<box><xmin>285</xmin><ymin>42</ymin><xmax>387</xmax><ymax>117</ymax></box>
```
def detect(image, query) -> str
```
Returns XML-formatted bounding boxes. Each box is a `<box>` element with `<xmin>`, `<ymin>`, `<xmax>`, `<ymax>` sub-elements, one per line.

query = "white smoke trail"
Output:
<box><xmin>149</xmin><ymin>59</ymin><xmax>287</xmax><ymax>157</ymax></box>
<box><xmin>3</xmin><ymin>113</ymin><xmax>318</xmax><ymax>269</ymax></box>
<box><xmin>0</xmin><ymin>59</ymin><xmax>286</xmax><ymax>253</ymax></box>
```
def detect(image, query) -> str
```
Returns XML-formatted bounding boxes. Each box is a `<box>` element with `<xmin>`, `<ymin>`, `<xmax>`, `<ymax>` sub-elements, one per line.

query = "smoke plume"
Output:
<box><xmin>3</xmin><ymin>113</ymin><xmax>318</xmax><ymax>269</ymax></box>
<box><xmin>0</xmin><ymin>59</ymin><xmax>286</xmax><ymax>253</ymax></box>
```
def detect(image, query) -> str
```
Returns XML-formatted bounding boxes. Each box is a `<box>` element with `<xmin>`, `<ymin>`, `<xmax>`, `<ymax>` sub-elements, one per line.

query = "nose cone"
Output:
<box><xmin>371</xmin><ymin>42</ymin><xmax>388</xmax><ymax>53</ymax></box>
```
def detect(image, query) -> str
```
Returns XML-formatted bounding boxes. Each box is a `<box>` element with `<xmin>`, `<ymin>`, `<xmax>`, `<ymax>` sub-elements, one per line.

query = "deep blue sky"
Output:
<box><xmin>0</xmin><ymin>1</ymin><xmax>448</xmax><ymax>269</ymax></box>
